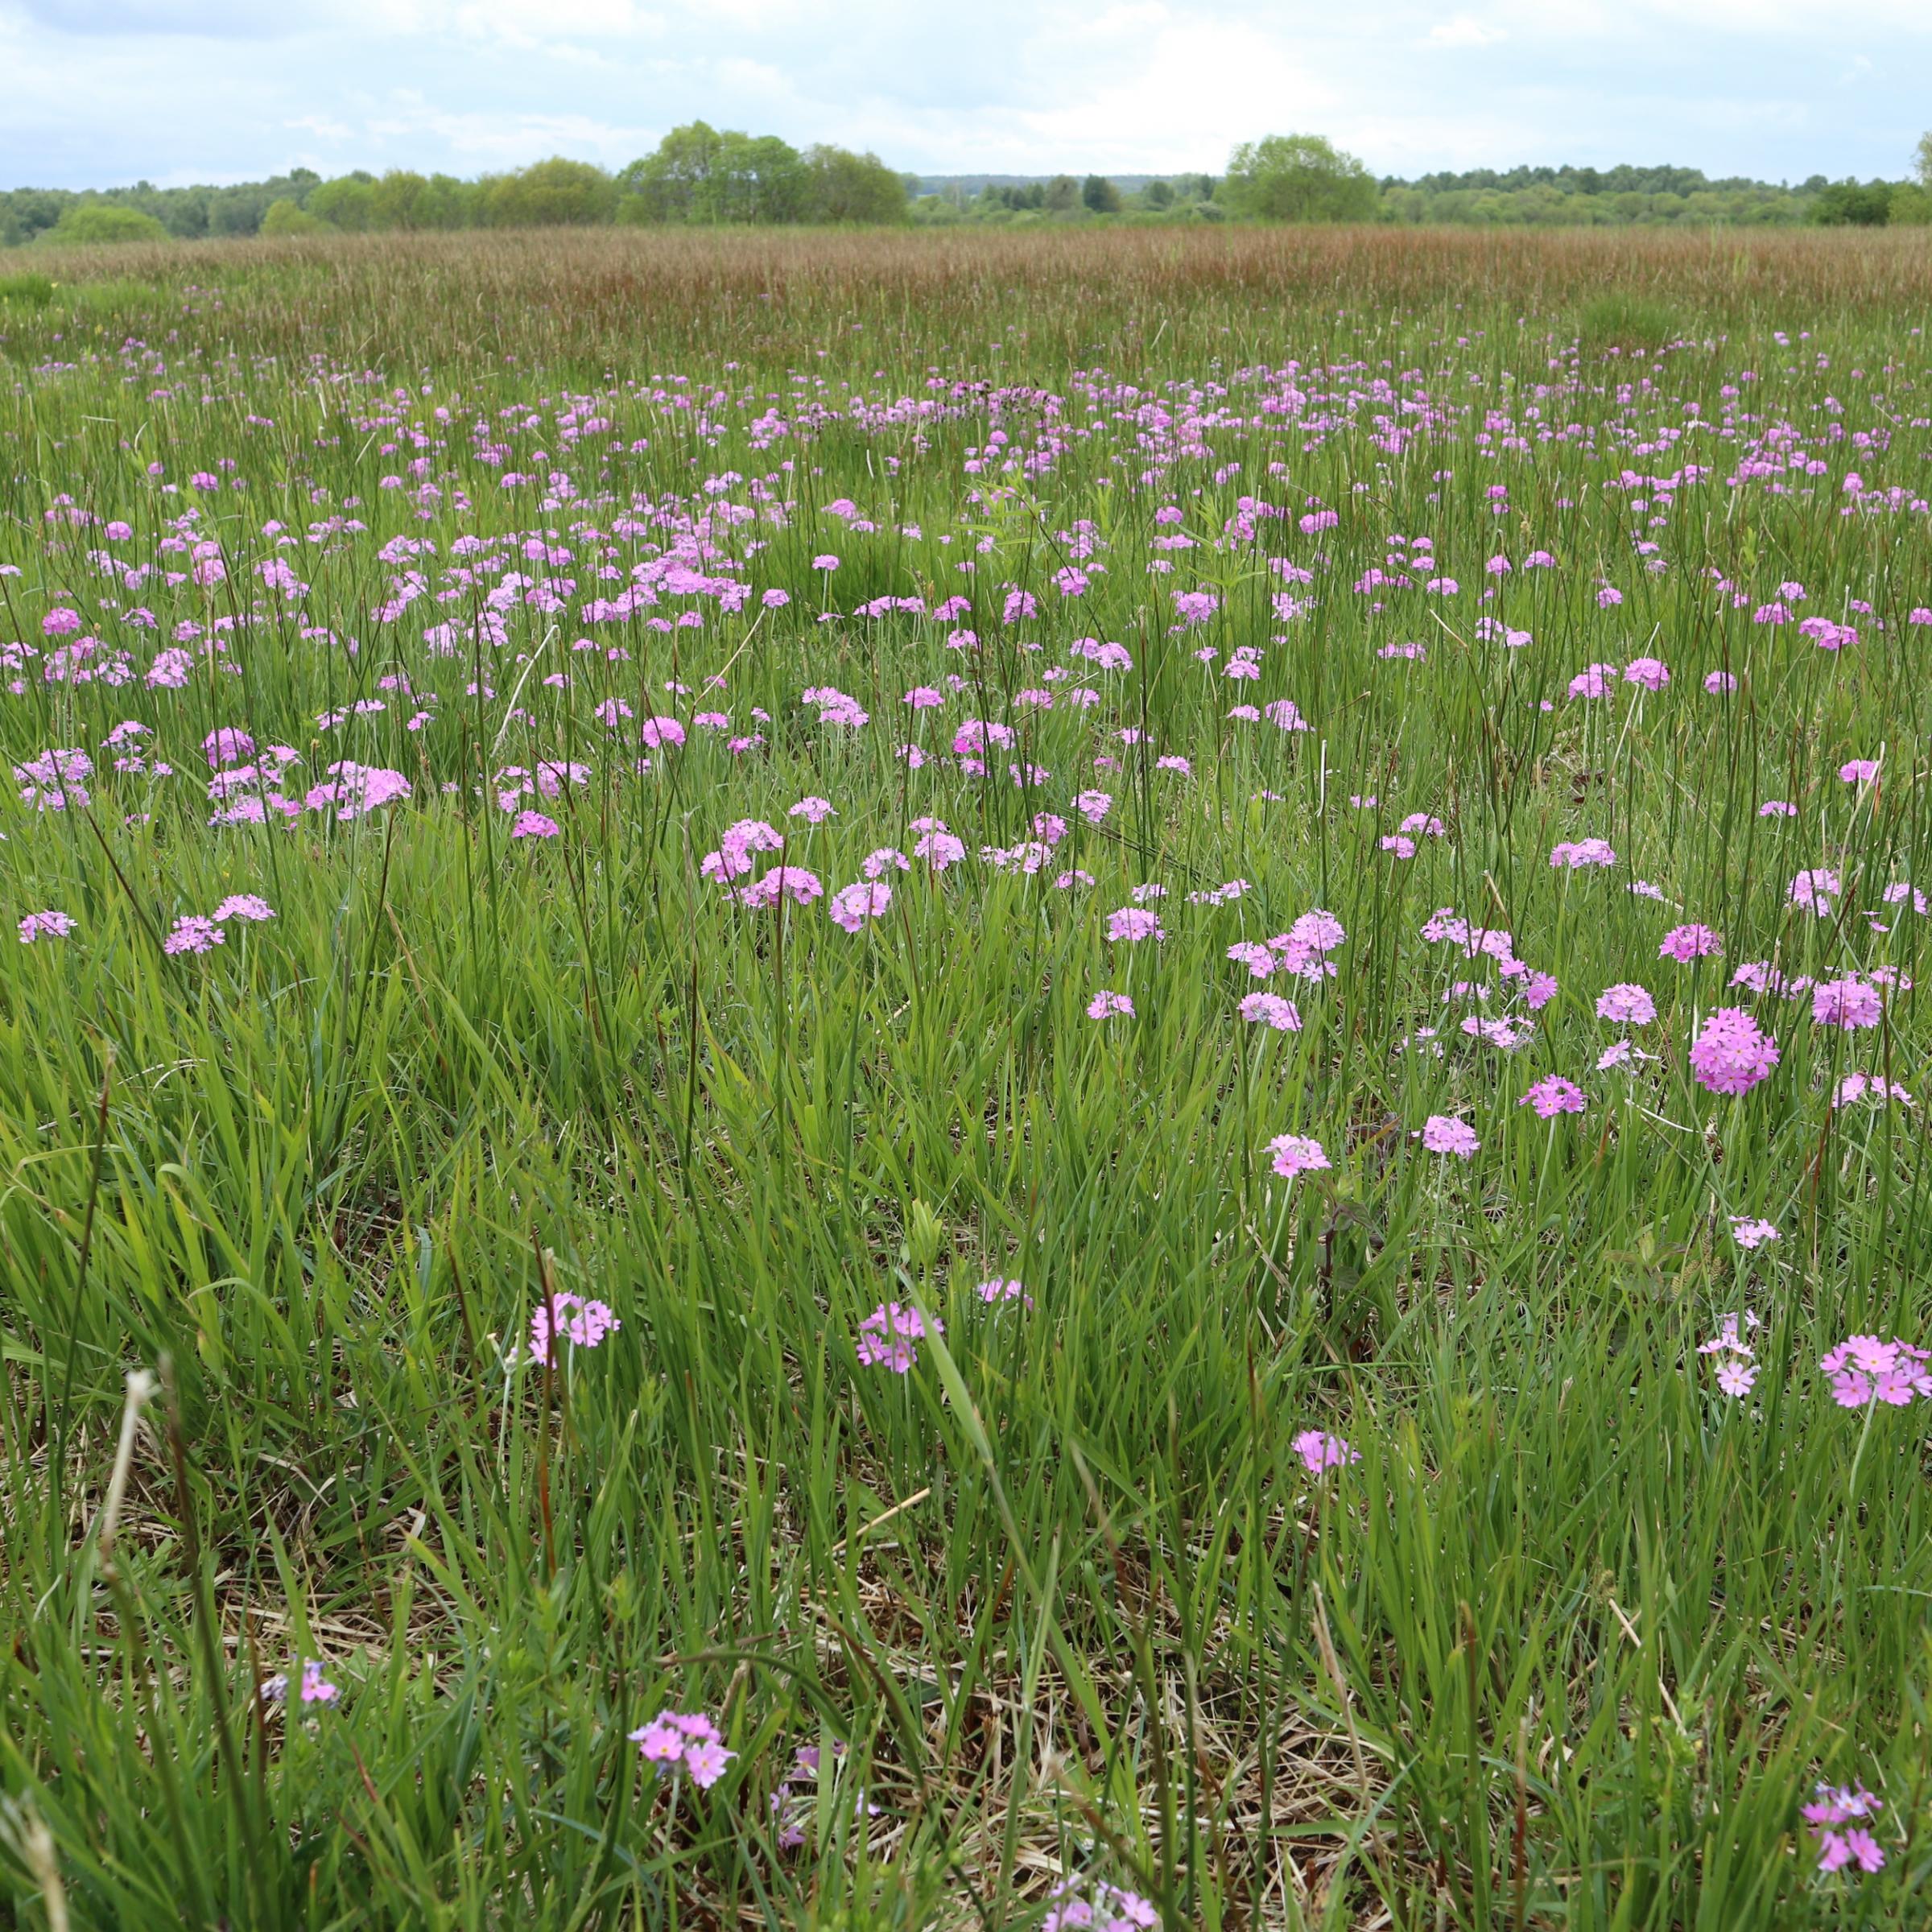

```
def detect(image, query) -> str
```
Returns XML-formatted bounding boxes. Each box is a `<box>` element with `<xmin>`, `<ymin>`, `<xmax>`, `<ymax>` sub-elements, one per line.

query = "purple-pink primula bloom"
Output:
<box><xmin>1292</xmin><ymin>1430</ymin><xmax>1360</xmax><ymax>1475</ymax></box>
<box><xmin>212</xmin><ymin>894</ymin><xmax>275</xmax><ymax>923</ymax></box>
<box><xmin>163</xmin><ymin>915</ymin><xmax>225</xmax><ymax>956</ymax></box>
<box><xmin>1789</xmin><ymin>868</ymin><xmax>1841</xmax><ymax>914</ymax></box>
<box><xmin>1238</xmin><ymin>992</ymin><xmax>1302</xmax><ymax>1031</ymax></box>
<box><xmin>1818</xmin><ymin>1335</ymin><xmax>1931</xmax><ymax>1408</ymax></box>
<box><xmin>19</xmin><ymin>910</ymin><xmax>75</xmax><ymax>943</ymax></box>
<box><xmin>1812</xmin><ymin>977</ymin><xmax>1882</xmax><ymax>1030</ymax></box>
<box><xmin>1265</xmin><ymin>1133</ymin><xmax>1331</xmax><ymax>1180</ymax></box>
<box><xmin>1420</xmin><ymin>1115</ymin><xmax>1480</xmax><ymax>1157</ymax></box>
<box><xmin>1519</xmin><ymin>1075</ymin><xmax>1586</xmax><ymax>1117</ymax></box>
<box><xmin>630</xmin><ymin>1710</ymin><xmax>734</xmax><ymax>1787</ymax></box>
<box><xmin>976</xmin><ymin>1278</ymin><xmax>1032</xmax><ymax>1307</ymax></box>
<box><xmin>828</xmin><ymin>881</ymin><xmax>891</xmax><ymax>931</ymax></box>
<box><xmin>854</xmin><ymin>1301</ymin><xmax>940</xmax><ymax>1373</ymax></box>
<box><xmin>1105</xmin><ymin>906</ymin><xmax>1164</xmax><ymax>943</ymax></box>
<box><xmin>1596</xmin><ymin>983</ymin><xmax>1657</xmax><ymax>1025</ymax></box>
<box><xmin>1802</xmin><ymin>1784</ymin><xmax>1886</xmax><ymax>1875</ymax></box>
<box><xmin>1087</xmin><ymin>989</ymin><xmax>1135</xmax><ymax>1019</ymax></box>
<box><xmin>527</xmin><ymin>1290</ymin><xmax>619</xmax><ymax>1364</ymax></box>
<box><xmin>1659</xmin><ymin>923</ymin><xmax>1723</xmax><ymax>963</ymax></box>
<box><xmin>1688</xmin><ymin>1007</ymin><xmax>1780</xmax><ymax>1095</ymax></box>
<box><xmin>1550</xmin><ymin>838</ymin><xmax>1616</xmax><ymax>869</ymax></box>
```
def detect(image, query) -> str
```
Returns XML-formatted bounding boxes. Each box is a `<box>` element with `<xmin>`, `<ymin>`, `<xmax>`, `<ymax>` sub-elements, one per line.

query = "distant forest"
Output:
<box><xmin>7</xmin><ymin>126</ymin><xmax>1930</xmax><ymax>246</ymax></box>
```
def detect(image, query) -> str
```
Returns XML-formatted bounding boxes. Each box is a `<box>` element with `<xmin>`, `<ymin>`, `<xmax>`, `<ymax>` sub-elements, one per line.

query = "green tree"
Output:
<box><xmin>485</xmin><ymin>157</ymin><xmax>617</xmax><ymax>227</ymax></box>
<box><xmin>802</xmin><ymin>145</ymin><xmax>908</xmax><ymax>224</ymax></box>
<box><xmin>1916</xmin><ymin>131</ymin><xmax>1932</xmax><ymax>189</ymax></box>
<box><xmin>620</xmin><ymin>122</ymin><xmax>729</xmax><ymax>222</ymax></box>
<box><xmin>259</xmin><ymin>198</ymin><xmax>323</xmax><ymax>236</ymax></box>
<box><xmin>1810</xmin><ymin>179</ymin><xmax>1893</xmax><ymax>227</ymax></box>
<box><xmin>1081</xmin><ymin>174</ymin><xmax>1122</xmax><ymax>213</ymax></box>
<box><xmin>38</xmin><ymin>203</ymin><xmax>169</xmax><ymax>245</ymax></box>
<box><xmin>620</xmin><ymin>126</ymin><xmax>814</xmax><ymax>224</ymax></box>
<box><xmin>308</xmin><ymin>174</ymin><xmax>378</xmax><ymax>232</ymax></box>
<box><xmin>1141</xmin><ymin>179</ymin><xmax>1174</xmax><ymax>210</ymax></box>
<box><xmin>1043</xmin><ymin>174</ymin><xmax>1081</xmax><ymax>213</ymax></box>
<box><xmin>1224</xmin><ymin>134</ymin><xmax>1377</xmax><ymax>222</ymax></box>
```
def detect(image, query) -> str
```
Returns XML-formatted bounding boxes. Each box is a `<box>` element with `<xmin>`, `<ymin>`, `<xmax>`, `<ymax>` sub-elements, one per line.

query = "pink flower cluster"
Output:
<box><xmin>976</xmin><ymin>1277</ymin><xmax>1032</xmax><ymax>1307</ymax></box>
<box><xmin>1818</xmin><ymin>1334</ymin><xmax>1931</xmax><ymax>1407</ymax></box>
<box><xmin>1420</xmin><ymin>1115</ymin><xmax>1479</xmax><ymax>1157</ymax></box>
<box><xmin>526</xmin><ymin>1290</ymin><xmax>619</xmax><ymax>1364</ymax></box>
<box><xmin>1266</xmin><ymin>1133</ymin><xmax>1331</xmax><ymax>1180</ymax></box>
<box><xmin>855</xmin><ymin>1301</ymin><xmax>939</xmax><ymax>1373</ymax></box>
<box><xmin>630</xmin><ymin>1709</ymin><xmax>733</xmax><ymax>1788</ymax></box>
<box><xmin>1696</xmin><ymin>1312</ymin><xmax>1759</xmax><ymax>1397</ymax></box>
<box><xmin>1687</xmin><ymin>1007</ymin><xmax>1778</xmax><ymax>1095</ymax></box>
<box><xmin>1042</xmin><ymin>1879</ymin><xmax>1157</xmax><ymax>1932</ymax></box>
<box><xmin>19</xmin><ymin>910</ymin><xmax>74</xmax><ymax>943</ymax></box>
<box><xmin>1292</xmin><ymin>1429</ymin><xmax>1359</xmax><ymax>1475</ymax></box>
<box><xmin>1802</xmin><ymin>1782</ymin><xmax>1885</xmax><ymax>1874</ymax></box>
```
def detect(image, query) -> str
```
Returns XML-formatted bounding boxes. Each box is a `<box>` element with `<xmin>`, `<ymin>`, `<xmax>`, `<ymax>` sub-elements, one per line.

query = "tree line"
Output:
<box><xmin>0</xmin><ymin>126</ymin><xmax>907</xmax><ymax>247</ymax></box>
<box><xmin>9</xmin><ymin>127</ymin><xmax>1932</xmax><ymax>246</ymax></box>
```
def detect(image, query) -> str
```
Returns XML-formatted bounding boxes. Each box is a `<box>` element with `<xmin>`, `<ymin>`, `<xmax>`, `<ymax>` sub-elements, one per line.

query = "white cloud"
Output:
<box><xmin>1425</xmin><ymin>16</ymin><xmax>1505</xmax><ymax>47</ymax></box>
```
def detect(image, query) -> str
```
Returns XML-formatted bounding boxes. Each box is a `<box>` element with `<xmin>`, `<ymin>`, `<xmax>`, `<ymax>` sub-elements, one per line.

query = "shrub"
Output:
<box><xmin>260</xmin><ymin>199</ymin><xmax>323</xmax><ymax>237</ymax></box>
<box><xmin>38</xmin><ymin>204</ymin><xmax>169</xmax><ymax>246</ymax></box>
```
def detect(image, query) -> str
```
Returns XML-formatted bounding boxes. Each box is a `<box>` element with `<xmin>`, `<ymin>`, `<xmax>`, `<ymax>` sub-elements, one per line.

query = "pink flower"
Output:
<box><xmin>19</xmin><ymin>910</ymin><xmax>74</xmax><ymax>943</ymax></box>
<box><xmin>1703</xmin><ymin>671</ymin><xmax>1737</xmax><ymax>694</ymax></box>
<box><xmin>1689</xmin><ymin>1008</ymin><xmax>1779</xmax><ymax>1095</ymax></box>
<box><xmin>299</xmin><ymin>1659</ymin><xmax>340</xmax><ymax>1705</ymax></box>
<box><xmin>1812</xmin><ymin>977</ymin><xmax>1881</xmax><ymax>1030</ymax></box>
<box><xmin>1266</xmin><ymin>1133</ymin><xmax>1330</xmax><ymax>1180</ymax></box>
<box><xmin>1658</xmin><ymin>924</ymin><xmax>1723</xmax><ymax>963</ymax></box>
<box><xmin>1550</xmin><ymin>838</ymin><xmax>1616</xmax><ymax>869</ymax></box>
<box><xmin>684</xmin><ymin>1740</ymin><xmax>733</xmax><ymax>1788</ymax></box>
<box><xmin>1834</xmin><ymin>1072</ymin><xmax>1913</xmax><ymax>1108</ymax></box>
<box><xmin>976</xmin><ymin>1278</ymin><xmax>1032</xmax><ymax>1307</ymax></box>
<box><xmin>1728</xmin><ymin>1217</ymin><xmax>1779</xmax><ymax>1250</ymax></box>
<box><xmin>1420</xmin><ymin>1115</ymin><xmax>1479</xmax><ymax>1157</ymax></box>
<box><xmin>737</xmin><ymin>866</ymin><xmax>824</xmax><ymax>908</ymax></box>
<box><xmin>212</xmin><ymin>894</ymin><xmax>274</xmax><ymax>923</ymax></box>
<box><xmin>1519</xmin><ymin>1075</ymin><xmax>1586</xmax><ymax>1117</ymax></box>
<box><xmin>1106</xmin><ymin>906</ymin><xmax>1163</xmax><ymax>943</ymax></box>
<box><xmin>1819</xmin><ymin>1334</ymin><xmax>1931</xmax><ymax>1407</ymax></box>
<box><xmin>1596</xmin><ymin>983</ymin><xmax>1656</xmax><ymax>1025</ymax></box>
<box><xmin>630</xmin><ymin>1709</ymin><xmax>733</xmax><ymax>1786</ymax></box>
<box><xmin>1715</xmin><ymin>1360</ymin><xmax>1758</xmax><ymax>1398</ymax></box>
<box><xmin>1789</xmin><ymin>868</ymin><xmax>1841</xmax><ymax>914</ymax></box>
<box><xmin>1803</xmin><ymin>1782</ymin><xmax>1886</xmax><ymax>1874</ymax></box>
<box><xmin>510</xmin><ymin>811</ymin><xmax>559</xmax><ymax>840</ymax></box>
<box><xmin>1087</xmin><ymin>989</ymin><xmax>1135</xmax><ymax>1019</ymax></box>
<box><xmin>527</xmin><ymin>1291</ymin><xmax>619</xmax><ymax>1364</ymax></box>
<box><xmin>1292</xmin><ymin>1429</ymin><xmax>1359</xmax><ymax>1474</ymax></box>
<box><xmin>1238</xmin><ymin>992</ymin><xmax>1302</xmax><ymax>1031</ymax></box>
<box><xmin>1839</xmin><ymin>758</ymin><xmax>1880</xmax><ymax>784</ymax></box>
<box><xmin>855</xmin><ymin>1302</ymin><xmax>939</xmax><ymax>1373</ymax></box>
<box><xmin>163</xmin><ymin>915</ymin><xmax>225</xmax><ymax>956</ymax></box>
<box><xmin>828</xmin><ymin>881</ymin><xmax>891</xmax><ymax>931</ymax></box>
<box><xmin>1623</xmin><ymin>657</ymin><xmax>1669</xmax><ymax>691</ymax></box>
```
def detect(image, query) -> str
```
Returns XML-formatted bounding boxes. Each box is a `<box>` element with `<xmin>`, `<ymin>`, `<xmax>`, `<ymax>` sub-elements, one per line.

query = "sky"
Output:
<box><xmin>2</xmin><ymin>0</ymin><xmax>1928</xmax><ymax>192</ymax></box>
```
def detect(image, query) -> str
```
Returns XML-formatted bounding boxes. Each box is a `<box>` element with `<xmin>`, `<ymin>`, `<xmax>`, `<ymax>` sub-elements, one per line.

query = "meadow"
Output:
<box><xmin>2</xmin><ymin>224</ymin><xmax>1930</xmax><ymax>1930</ymax></box>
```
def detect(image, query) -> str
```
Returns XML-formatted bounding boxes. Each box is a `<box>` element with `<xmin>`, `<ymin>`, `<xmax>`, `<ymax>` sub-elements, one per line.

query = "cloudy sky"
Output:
<box><xmin>2</xmin><ymin>0</ymin><xmax>1926</xmax><ymax>190</ymax></box>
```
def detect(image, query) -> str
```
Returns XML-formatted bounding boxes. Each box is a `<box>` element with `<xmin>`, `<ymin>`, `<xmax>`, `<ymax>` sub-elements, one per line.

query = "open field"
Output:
<box><xmin>2</xmin><ymin>225</ymin><xmax>1931</xmax><ymax>1929</ymax></box>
